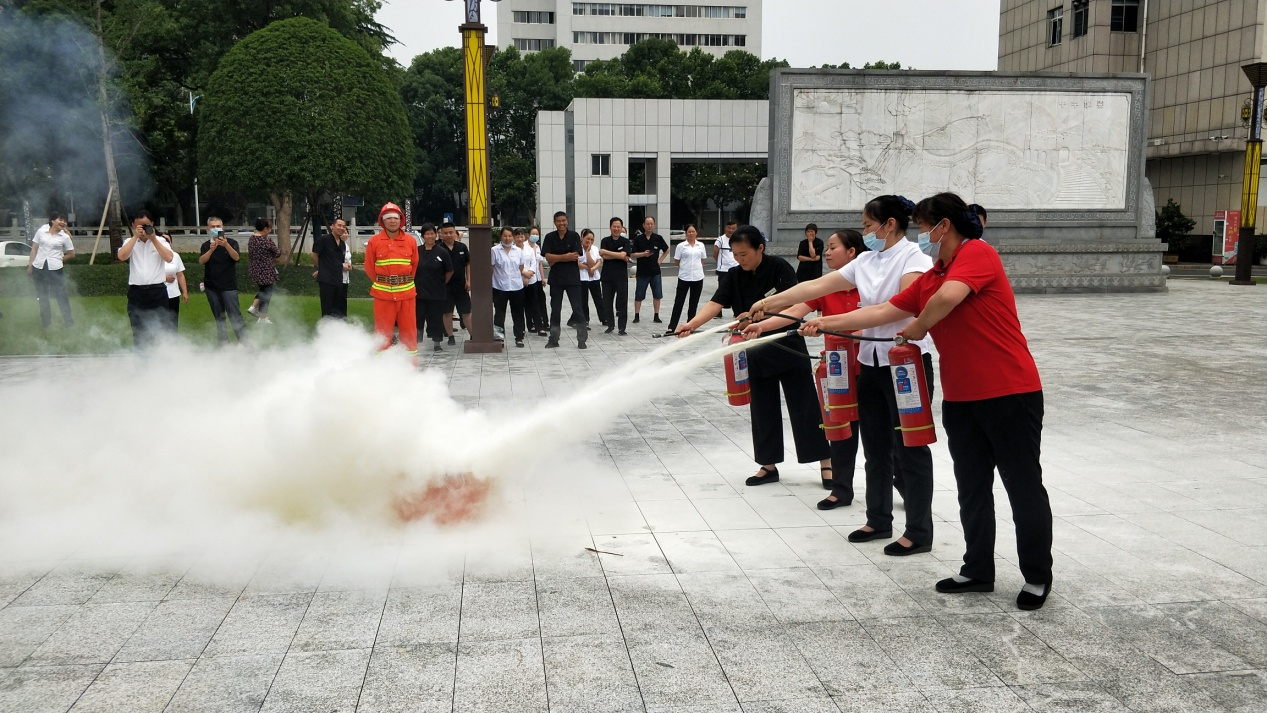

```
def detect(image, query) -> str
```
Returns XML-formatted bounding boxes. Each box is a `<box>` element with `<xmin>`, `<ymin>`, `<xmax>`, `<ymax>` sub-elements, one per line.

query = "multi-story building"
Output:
<box><xmin>497</xmin><ymin>1</ymin><xmax>763</xmax><ymax>72</ymax></box>
<box><xmin>998</xmin><ymin>0</ymin><xmax>1266</xmax><ymax>243</ymax></box>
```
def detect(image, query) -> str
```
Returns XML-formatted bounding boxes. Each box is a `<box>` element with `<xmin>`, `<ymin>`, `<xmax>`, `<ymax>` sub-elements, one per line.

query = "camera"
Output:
<box><xmin>142</xmin><ymin>225</ymin><xmax>155</xmax><ymax>235</ymax></box>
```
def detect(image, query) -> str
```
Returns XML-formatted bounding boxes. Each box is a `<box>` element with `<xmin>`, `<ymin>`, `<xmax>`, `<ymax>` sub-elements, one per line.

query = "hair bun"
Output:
<box><xmin>962</xmin><ymin>209</ymin><xmax>985</xmax><ymax>239</ymax></box>
<box><xmin>894</xmin><ymin>196</ymin><xmax>916</xmax><ymax>214</ymax></box>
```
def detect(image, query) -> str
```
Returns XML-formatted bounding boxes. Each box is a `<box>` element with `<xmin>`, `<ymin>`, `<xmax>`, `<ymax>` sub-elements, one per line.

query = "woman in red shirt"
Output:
<box><xmin>800</xmin><ymin>192</ymin><xmax>1052</xmax><ymax>611</ymax></box>
<box><xmin>745</xmin><ymin>230</ymin><xmax>868</xmax><ymax>509</ymax></box>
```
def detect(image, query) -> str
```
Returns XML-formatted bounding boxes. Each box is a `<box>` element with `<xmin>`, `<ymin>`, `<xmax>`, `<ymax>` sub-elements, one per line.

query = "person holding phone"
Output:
<box><xmin>311</xmin><ymin>218</ymin><xmax>352</xmax><ymax>319</ymax></box>
<box><xmin>199</xmin><ymin>217</ymin><xmax>247</xmax><ymax>344</ymax></box>
<box><xmin>117</xmin><ymin>210</ymin><xmax>175</xmax><ymax>348</ymax></box>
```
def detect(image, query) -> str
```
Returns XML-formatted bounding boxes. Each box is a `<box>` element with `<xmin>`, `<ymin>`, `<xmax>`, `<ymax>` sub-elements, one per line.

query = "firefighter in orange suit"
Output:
<box><xmin>364</xmin><ymin>203</ymin><xmax>420</xmax><ymax>359</ymax></box>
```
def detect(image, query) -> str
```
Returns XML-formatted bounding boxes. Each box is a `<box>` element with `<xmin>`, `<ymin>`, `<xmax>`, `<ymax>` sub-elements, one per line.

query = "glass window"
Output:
<box><xmin>1047</xmin><ymin>6</ymin><xmax>1063</xmax><ymax>47</ymax></box>
<box><xmin>592</xmin><ymin>154</ymin><xmax>611</xmax><ymax>176</ymax></box>
<box><xmin>1111</xmin><ymin>0</ymin><xmax>1140</xmax><ymax>32</ymax></box>
<box><xmin>1071</xmin><ymin>0</ymin><xmax>1088</xmax><ymax>38</ymax></box>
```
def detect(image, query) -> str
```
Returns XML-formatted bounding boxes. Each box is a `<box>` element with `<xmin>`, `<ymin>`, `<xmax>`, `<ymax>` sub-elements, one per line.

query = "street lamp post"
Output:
<box><xmin>189</xmin><ymin>91</ymin><xmax>202</xmax><ymax>232</ymax></box>
<box><xmin>452</xmin><ymin>0</ymin><xmax>501</xmax><ymax>353</ymax></box>
<box><xmin>1232</xmin><ymin>62</ymin><xmax>1266</xmax><ymax>286</ymax></box>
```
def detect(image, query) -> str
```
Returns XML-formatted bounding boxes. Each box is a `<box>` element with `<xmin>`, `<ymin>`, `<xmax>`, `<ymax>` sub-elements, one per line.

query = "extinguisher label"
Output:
<box><xmin>892</xmin><ymin>364</ymin><xmax>923</xmax><ymax>414</ymax></box>
<box><xmin>826</xmin><ymin>350</ymin><xmax>850</xmax><ymax>394</ymax></box>
<box><xmin>733</xmin><ymin>351</ymin><xmax>749</xmax><ymax>384</ymax></box>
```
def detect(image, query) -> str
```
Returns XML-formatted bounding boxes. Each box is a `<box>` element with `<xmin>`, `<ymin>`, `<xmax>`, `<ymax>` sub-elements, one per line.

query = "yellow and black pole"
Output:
<box><xmin>1232</xmin><ymin>62</ymin><xmax>1266</xmax><ymax>286</ymax></box>
<box><xmin>457</xmin><ymin>0</ymin><xmax>501</xmax><ymax>351</ymax></box>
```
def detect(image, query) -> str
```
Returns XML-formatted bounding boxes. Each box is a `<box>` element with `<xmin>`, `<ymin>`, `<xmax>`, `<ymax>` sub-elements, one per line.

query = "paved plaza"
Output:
<box><xmin>1</xmin><ymin>278</ymin><xmax>1265</xmax><ymax>713</ymax></box>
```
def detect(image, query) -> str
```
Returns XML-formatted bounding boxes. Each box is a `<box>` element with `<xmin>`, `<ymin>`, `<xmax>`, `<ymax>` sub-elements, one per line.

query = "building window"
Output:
<box><xmin>573</xmin><ymin>59</ymin><xmax>590</xmax><ymax>72</ymax></box>
<box><xmin>573</xmin><ymin>30</ymin><xmax>747</xmax><ymax>46</ymax></box>
<box><xmin>572</xmin><ymin>3</ymin><xmax>748</xmax><ymax>19</ymax></box>
<box><xmin>1071</xmin><ymin>0</ymin><xmax>1088</xmax><ymax>38</ymax></box>
<box><xmin>1047</xmin><ymin>6</ymin><xmax>1063</xmax><ymax>47</ymax></box>
<box><xmin>592</xmin><ymin>154</ymin><xmax>611</xmax><ymax>176</ymax></box>
<box><xmin>513</xmin><ymin>38</ymin><xmax>555</xmax><ymax>51</ymax></box>
<box><xmin>512</xmin><ymin>10</ymin><xmax>555</xmax><ymax>24</ymax></box>
<box><xmin>1111</xmin><ymin>0</ymin><xmax>1140</xmax><ymax>32</ymax></box>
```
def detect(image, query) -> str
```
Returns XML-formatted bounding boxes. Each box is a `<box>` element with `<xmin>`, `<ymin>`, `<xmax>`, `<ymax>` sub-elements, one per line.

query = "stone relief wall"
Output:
<box><xmin>790</xmin><ymin>90</ymin><xmax>1133</xmax><ymax>212</ymax></box>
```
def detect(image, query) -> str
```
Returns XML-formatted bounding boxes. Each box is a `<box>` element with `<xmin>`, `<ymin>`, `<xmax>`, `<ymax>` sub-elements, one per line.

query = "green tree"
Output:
<box><xmin>818</xmin><ymin>59</ymin><xmax>909</xmax><ymax>70</ymax></box>
<box><xmin>400</xmin><ymin>47</ymin><xmax>465</xmax><ymax>222</ymax></box>
<box><xmin>1155</xmin><ymin>198</ymin><xmax>1196</xmax><ymax>254</ymax></box>
<box><xmin>198</xmin><ymin>17</ymin><xmax>412</xmax><ymax>260</ymax></box>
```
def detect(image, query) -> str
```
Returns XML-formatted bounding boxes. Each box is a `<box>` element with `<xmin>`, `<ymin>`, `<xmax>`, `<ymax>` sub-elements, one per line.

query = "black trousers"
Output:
<box><xmin>492</xmin><ymin>288</ymin><xmax>526</xmax><ymax>340</ymax></box>
<box><xmin>667</xmin><ymin>279</ymin><xmax>703</xmax><ymax>329</ymax></box>
<box><xmin>857</xmin><ymin>353</ymin><xmax>935</xmax><ymax>545</ymax></box>
<box><xmin>943</xmin><ymin>391</ymin><xmax>1052</xmax><ymax>585</ymax></box>
<box><xmin>319</xmin><ymin>281</ymin><xmax>348</xmax><ymax>319</ymax></box>
<box><xmin>166</xmin><ymin>295</ymin><xmax>181</xmax><ymax>330</ymax></box>
<box><xmin>601</xmin><ymin>279</ymin><xmax>628</xmax><ymax>331</ymax></box>
<box><xmin>524</xmin><ymin>282</ymin><xmax>546</xmax><ymax>331</ymax></box>
<box><xmin>33</xmin><ymin>265</ymin><xmax>72</xmax><ymax>327</ymax></box>
<box><xmin>126</xmin><ymin>284</ymin><xmax>170</xmax><ymax>349</ymax></box>
<box><xmin>749</xmin><ymin>366</ymin><xmax>831</xmax><ymax>466</ymax></box>
<box><xmin>417</xmin><ymin>297</ymin><xmax>447</xmax><ymax>343</ymax></box>
<box><xmin>206</xmin><ymin>289</ymin><xmax>247</xmax><ymax>344</ymax></box>
<box><xmin>549</xmin><ymin>282</ymin><xmax>587</xmax><ymax>344</ymax></box>
<box><xmin>716</xmin><ymin>271</ymin><xmax>738</xmax><ymax>317</ymax></box>
<box><xmin>581</xmin><ymin>281</ymin><xmax>606</xmax><ymax>325</ymax></box>
<box><xmin>828</xmin><ymin>422</ymin><xmax>860</xmax><ymax>503</ymax></box>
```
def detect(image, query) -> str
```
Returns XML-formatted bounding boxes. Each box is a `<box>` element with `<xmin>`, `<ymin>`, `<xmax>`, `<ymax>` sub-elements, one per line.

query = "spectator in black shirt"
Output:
<box><xmin>415</xmin><ymin>223</ymin><xmax>453</xmax><ymax>351</ymax></box>
<box><xmin>540</xmin><ymin>211</ymin><xmax>588</xmax><ymax>349</ymax></box>
<box><xmin>197</xmin><ymin>216</ymin><xmax>246</xmax><ymax>344</ymax></box>
<box><xmin>674</xmin><ymin>225</ymin><xmax>830</xmax><ymax>487</ymax></box>
<box><xmin>310</xmin><ymin>218</ymin><xmax>351</xmax><ymax>319</ymax></box>
<box><xmin>439</xmin><ymin>222</ymin><xmax>471</xmax><ymax>345</ymax></box>
<box><xmin>631</xmin><ymin>215</ymin><xmax>669</xmax><ymax>324</ymax></box>
<box><xmin>599</xmin><ymin>217</ymin><xmax>633</xmax><ymax>335</ymax></box>
<box><xmin>796</xmin><ymin>223</ymin><xmax>824</xmax><ymax>283</ymax></box>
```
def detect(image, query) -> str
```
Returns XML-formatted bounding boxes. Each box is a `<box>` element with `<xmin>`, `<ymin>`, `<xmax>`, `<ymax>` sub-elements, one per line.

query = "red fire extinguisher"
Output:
<box><xmin>888</xmin><ymin>338</ymin><xmax>936</xmax><ymax>446</ymax></box>
<box><xmin>816</xmin><ymin>354</ymin><xmax>853</xmax><ymax>442</ymax></box>
<box><xmin>723</xmin><ymin>332</ymin><xmax>751</xmax><ymax>406</ymax></box>
<box><xmin>823</xmin><ymin>334</ymin><xmax>858</xmax><ymax>423</ymax></box>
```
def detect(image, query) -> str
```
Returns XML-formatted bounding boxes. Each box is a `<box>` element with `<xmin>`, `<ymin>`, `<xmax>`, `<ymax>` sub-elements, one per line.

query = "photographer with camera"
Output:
<box><xmin>117</xmin><ymin>210</ymin><xmax>175</xmax><ymax>348</ymax></box>
<box><xmin>199</xmin><ymin>217</ymin><xmax>247</xmax><ymax>344</ymax></box>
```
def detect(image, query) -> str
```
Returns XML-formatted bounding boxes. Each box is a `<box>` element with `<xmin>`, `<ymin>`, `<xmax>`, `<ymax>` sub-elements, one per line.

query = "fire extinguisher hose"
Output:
<box><xmin>751</xmin><ymin>313</ymin><xmax>899</xmax><ymax>342</ymax></box>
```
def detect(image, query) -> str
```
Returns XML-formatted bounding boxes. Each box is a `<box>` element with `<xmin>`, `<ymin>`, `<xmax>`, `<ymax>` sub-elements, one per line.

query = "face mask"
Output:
<box><xmin>917</xmin><ymin>232</ymin><xmax>939</xmax><ymax>258</ymax></box>
<box><xmin>529</xmin><ymin>235</ymin><xmax>539</xmax><ymax>243</ymax></box>
<box><xmin>862</xmin><ymin>231</ymin><xmax>884</xmax><ymax>252</ymax></box>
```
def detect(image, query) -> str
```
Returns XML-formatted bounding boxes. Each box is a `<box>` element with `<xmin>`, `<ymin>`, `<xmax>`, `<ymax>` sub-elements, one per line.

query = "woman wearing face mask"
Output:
<box><xmin>744</xmin><ymin>230</ymin><xmax>868</xmax><ymax>507</ymax></box>
<box><xmin>27</xmin><ymin>212</ymin><xmax>76</xmax><ymax>328</ymax></box>
<box><xmin>749</xmin><ymin>195</ymin><xmax>936</xmax><ymax>557</ymax></box>
<box><xmin>798</xmin><ymin>192</ymin><xmax>1051</xmax><ymax>611</ymax></box>
<box><xmin>526</xmin><ymin>227</ymin><xmax>548</xmax><ymax>336</ymax></box>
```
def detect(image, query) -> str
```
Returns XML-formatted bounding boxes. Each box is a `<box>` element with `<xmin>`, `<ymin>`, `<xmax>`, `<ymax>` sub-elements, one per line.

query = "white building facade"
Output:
<box><xmin>537</xmin><ymin>98</ymin><xmax>768</xmax><ymax>235</ymax></box>
<box><xmin>498</xmin><ymin>1</ymin><xmax>763</xmax><ymax>71</ymax></box>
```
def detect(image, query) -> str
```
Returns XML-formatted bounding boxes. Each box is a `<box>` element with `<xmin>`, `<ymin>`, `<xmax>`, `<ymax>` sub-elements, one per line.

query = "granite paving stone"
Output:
<box><xmin>67</xmin><ymin>659</ymin><xmax>192</xmax><ymax>712</ymax></box>
<box><xmin>162</xmin><ymin>653</ymin><xmax>283</xmax><ymax>713</ymax></box>
<box><xmin>357</xmin><ymin>643</ymin><xmax>456</xmax><ymax>713</ymax></box>
<box><xmin>541</xmin><ymin>633</ymin><xmax>644</xmax><ymax>713</ymax></box>
<box><xmin>258</xmin><ymin>648</ymin><xmax>371</xmax><ymax>713</ymax></box>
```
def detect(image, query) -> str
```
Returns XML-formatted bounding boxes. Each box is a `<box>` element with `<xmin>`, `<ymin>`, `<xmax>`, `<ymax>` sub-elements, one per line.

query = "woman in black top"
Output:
<box><xmin>675</xmin><ymin>226</ymin><xmax>831</xmax><ymax>487</ymax></box>
<box><xmin>795</xmin><ymin>223</ymin><xmax>824</xmax><ymax>283</ymax></box>
<box><xmin>414</xmin><ymin>223</ymin><xmax>453</xmax><ymax>352</ymax></box>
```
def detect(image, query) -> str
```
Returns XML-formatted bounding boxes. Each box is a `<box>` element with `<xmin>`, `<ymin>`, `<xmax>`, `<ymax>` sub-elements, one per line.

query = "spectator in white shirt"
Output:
<box><xmin>117</xmin><ymin>210</ymin><xmax>175</xmax><ymax>348</ymax></box>
<box><xmin>492</xmin><ymin>226</ymin><xmax>532</xmax><ymax>347</ymax></box>
<box><xmin>27</xmin><ymin>211</ymin><xmax>75</xmax><ymax>328</ymax></box>
<box><xmin>578</xmin><ymin>229</ymin><xmax>606</xmax><ymax>328</ymax></box>
<box><xmin>665</xmin><ymin>224</ymin><xmax>708</xmax><ymax>335</ymax></box>
<box><xmin>515</xmin><ymin>227</ymin><xmax>547</xmax><ymax>336</ymax></box>
<box><xmin>163</xmin><ymin>241</ymin><xmax>189</xmax><ymax>331</ymax></box>
<box><xmin>712</xmin><ymin>219</ymin><xmax>739</xmax><ymax>319</ymax></box>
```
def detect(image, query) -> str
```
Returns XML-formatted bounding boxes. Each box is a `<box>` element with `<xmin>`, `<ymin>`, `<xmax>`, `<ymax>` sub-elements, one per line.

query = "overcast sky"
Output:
<box><xmin>377</xmin><ymin>0</ymin><xmax>1003</xmax><ymax>71</ymax></box>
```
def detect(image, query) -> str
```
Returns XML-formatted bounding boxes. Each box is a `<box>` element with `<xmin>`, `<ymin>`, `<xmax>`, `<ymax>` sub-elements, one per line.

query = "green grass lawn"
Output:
<box><xmin>0</xmin><ymin>294</ymin><xmax>378</xmax><ymax>354</ymax></box>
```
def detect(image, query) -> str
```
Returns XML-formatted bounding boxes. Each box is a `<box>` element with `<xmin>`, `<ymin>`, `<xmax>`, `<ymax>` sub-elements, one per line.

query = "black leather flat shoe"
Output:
<box><xmin>817</xmin><ymin>496</ymin><xmax>850</xmax><ymax>511</ymax></box>
<box><xmin>745</xmin><ymin>466</ymin><xmax>779</xmax><ymax>486</ymax></box>
<box><xmin>1017</xmin><ymin>583</ymin><xmax>1051</xmax><ymax>611</ymax></box>
<box><xmin>883</xmin><ymin>541</ymin><xmax>931</xmax><ymax>556</ymax></box>
<box><xmin>820</xmin><ymin>466</ymin><xmax>833</xmax><ymax>490</ymax></box>
<box><xmin>847</xmin><ymin>527</ymin><xmax>892</xmax><ymax>543</ymax></box>
<box><xmin>935</xmin><ymin>577</ymin><xmax>994</xmax><ymax>594</ymax></box>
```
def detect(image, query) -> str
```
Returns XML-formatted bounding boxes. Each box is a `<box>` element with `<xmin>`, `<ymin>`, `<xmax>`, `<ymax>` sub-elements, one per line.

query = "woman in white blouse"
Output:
<box><xmin>665</xmin><ymin>224</ymin><xmax>708</xmax><ymax>335</ymax></box>
<box><xmin>163</xmin><ymin>239</ymin><xmax>189</xmax><ymax>331</ymax></box>
<box><xmin>27</xmin><ymin>212</ymin><xmax>75</xmax><ymax>328</ymax></box>
<box><xmin>578</xmin><ymin>229</ymin><xmax>606</xmax><ymax>328</ymax></box>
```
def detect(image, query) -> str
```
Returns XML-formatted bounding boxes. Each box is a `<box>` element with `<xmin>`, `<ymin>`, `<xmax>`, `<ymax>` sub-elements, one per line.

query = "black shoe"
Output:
<box><xmin>817</xmin><ymin>496</ymin><xmax>850</xmax><ymax>511</ymax></box>
<box><xmin>448</xmin><ymin>335</ymin><xmax>456</xmax><ymax>345</ymax></box>
<box><xmin>618</xmin><ymin>330</ymin><xmax>627</xmax><ymax>336</ymax></box>
<box><xmin>653</xmin><ymin>314</ymin><xmax>662</xmax><ymax>323</ymax></box>
<box><xmin>545</xmin><ymin>340</ymin><xmax>559</xmax><ymax>348</ymax></box>
<box><xmin>664</xmin><ymin>329</ymin><xmax>676</xmax><ymax>336</ymax></box>
<box><xmin>433</xmin><ymin>344</ymin><xmax>442</xmax><ymax>352</ymax></box>
<box><xmin>578</xmin><ymin>342</ymin><xmax>587</xmax><ymax>350</ymax></box>
<box><xmin>633</xmin><ymin>314</ymin><xmax>640</xmax><ymax>323</ymax></box>
<box><xmin>821</xmin><ymin>467</ymin><xmax>833</xmax><ymax>490</ymax></box>
<box><xmin>745</xmin><ymin>466</ymin><xmax>779</xmax><ymax>486</ymax></box>
<box><xmin>538</xmin><ymin>330</ymin><xmax>549</xmax><ymax>337</ymax></box>
<box><xmin>515</xmin><ymin>339</ymin><xmax>524</xmax><ymax>348</ymax></box>
<box><xmin>605</xmin><ymin>326</ymin><xmax>614</xmax><ymax>334</ymax></box>
<box><xmin>883</xmin><ymin>541</ymin><xmax>931</xmax><ymax>557</ymax></box>
<box><xmin>935</xmin><ymin>577</ymin><xmax>994</xmax><ymax>594</ymax></box>
<box><xmin>1017</xmin><ymin>584</ymin><xmax>1051</xmax><ymax>611</ymax></box>
<box><xmin>847</xmin><ymin>527</ymin><xmax>892</xmax><ymax>543</ymax></box>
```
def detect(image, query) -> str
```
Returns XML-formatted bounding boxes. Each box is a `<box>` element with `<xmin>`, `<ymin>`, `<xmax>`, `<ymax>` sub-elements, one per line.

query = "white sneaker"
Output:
<box><xmin>259</xmin><ymin>317</ymin><xmax>273</xmax><ymax>325</ymax></box>
<box><xmin>247</xmin><ymin>305</ymin><xmax>259</xmax><ymax>316</ymax></box>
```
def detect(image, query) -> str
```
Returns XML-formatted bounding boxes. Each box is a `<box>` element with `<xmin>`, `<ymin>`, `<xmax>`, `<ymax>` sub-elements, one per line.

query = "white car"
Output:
<box><xmin>0</xmin><ymin>241</ymin><xmax>30</xmax><ymax>268</ymax></box>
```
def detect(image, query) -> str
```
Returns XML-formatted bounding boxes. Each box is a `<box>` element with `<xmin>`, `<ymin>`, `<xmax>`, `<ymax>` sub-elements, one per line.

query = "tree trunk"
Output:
<box><xmin>269</xmin><ymin>190</ymin><xmax>293</xmax><ymax>264</ymax></box>
<box><xmin>97</xmin><ymin>0</ymin><xmax>124</xmax><ymax>258</ymax></box>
